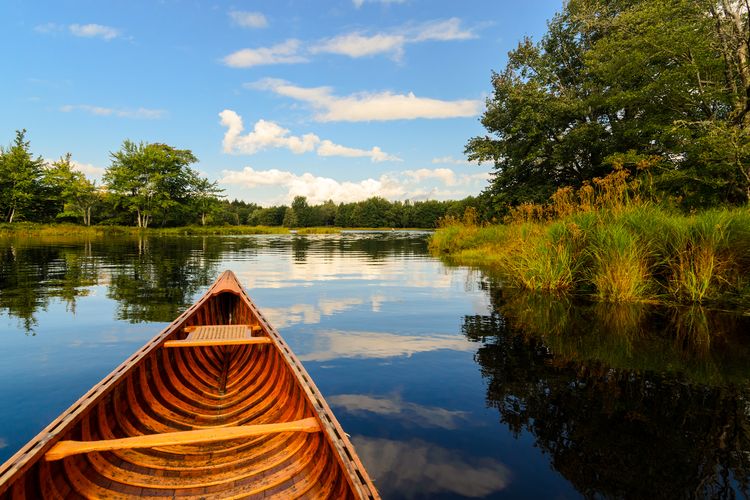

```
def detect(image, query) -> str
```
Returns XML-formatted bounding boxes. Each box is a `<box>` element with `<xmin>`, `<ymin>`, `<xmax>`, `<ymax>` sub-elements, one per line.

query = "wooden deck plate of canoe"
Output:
<box><xmin>0</xmin><ymin>270</ymin><xmax>379</xmax><ymax>499</ymax></box>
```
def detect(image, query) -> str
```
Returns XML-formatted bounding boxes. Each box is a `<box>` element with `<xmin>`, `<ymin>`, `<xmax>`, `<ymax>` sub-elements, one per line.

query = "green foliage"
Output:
<box><xmin>191</xmin><ymin>176</ymin><xmax>224</xmax><ymax>226</ymax></box>
<box><xmin>0</xmin><ymin>130</ymin><xmax>46</xmax><ymax>223</ymax></box>
<box><xmin>469</xmin><ymin>0</ymin><xmax>750</xmax><ymax>213</ymax></box>
<box><xmin>104</xmin><ymin>140</ymin><xmax>199</xmax><ymax>228</ymax></box>
<box><xmin>46</xmin><ymin>154</ymin><xmax>100</xmax><ymax>226</ymax></box>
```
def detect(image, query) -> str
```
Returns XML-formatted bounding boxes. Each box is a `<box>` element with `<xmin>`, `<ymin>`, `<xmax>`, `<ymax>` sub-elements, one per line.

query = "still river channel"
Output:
<box><xmin>0</xmin><ymin>232</ymin><xmax>748</xmax><ymax>499</ymax></box>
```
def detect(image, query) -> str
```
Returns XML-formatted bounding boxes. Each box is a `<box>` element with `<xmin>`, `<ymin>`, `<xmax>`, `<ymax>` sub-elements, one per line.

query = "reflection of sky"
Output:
<box><xmin>353</xmin><ymin>436</ymin><xmax>511</xmax><ymax>499</ymax></box>
<box><xmin>329</xmin><ymin>393</ymin><xmax>471</xmax><ymax>429</ymax></box>
<box><xmin>297</xmin><ymin>330</ymin><xmax>475</xmax><ymax>362</ymax></box>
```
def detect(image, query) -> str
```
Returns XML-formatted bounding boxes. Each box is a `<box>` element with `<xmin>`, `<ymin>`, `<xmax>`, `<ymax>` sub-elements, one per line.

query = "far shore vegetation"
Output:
<box><xmin>0</xmin><ymin>130</ymin><xmax>476</xmax><ymax>231</ymax></box>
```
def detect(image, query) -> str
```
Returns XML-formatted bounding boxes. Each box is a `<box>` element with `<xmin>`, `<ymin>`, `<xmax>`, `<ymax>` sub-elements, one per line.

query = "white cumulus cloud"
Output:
<box><xmin>251</xmin><ymin>79</ymin><xmax>482</xmax><ymax>122</ymax></box>
<box><xmin>219</xmin><ymin>165</ymin><xmax>489</xmax><ymax>204</ymax></box>
<box><xmin>404</xmin><ymin>168</ymin><xmax>457</xmax><ymax>186</ymax></box>
<box><xmin>69</xmin><ymin>23</ymin><xmax>120</xmax><ymax>40</ymax></box>
<box><xmin>220</xmin><ymin>167</ymin><xmax>406</xmax><ymax>204</ymax></box>
<box><xmin>222</xmin><ymin>39</ymin><xmax>307</xmax><ymax>68</ymax></box>
<box><xmin>219</xmin><ymin>109</ymin><xmax>400</xmax><ymax>162</ymax></box>
<box><xmin>229</xmin><ymin>11</ymin><xmax>268</xmax><ymax>28</ymax></box>
<box><xmin>71</xmin><ymin>160</ymin><xmax>105</xmax><ymax>178</ymax></box>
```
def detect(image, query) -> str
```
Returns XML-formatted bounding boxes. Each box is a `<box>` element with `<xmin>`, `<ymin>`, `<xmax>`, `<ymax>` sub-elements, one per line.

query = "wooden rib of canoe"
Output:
<box><xmin>0</xmin><ymin>270</ymin><xmax>379</xmax><ymax>499</ymax></box>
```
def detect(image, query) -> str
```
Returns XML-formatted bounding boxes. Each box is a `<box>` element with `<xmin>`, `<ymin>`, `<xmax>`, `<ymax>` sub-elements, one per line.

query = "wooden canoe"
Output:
<box><xmin>0</xmin><ymin>270</ymin><xmax>379</xmax><ymax>499</ymax></box>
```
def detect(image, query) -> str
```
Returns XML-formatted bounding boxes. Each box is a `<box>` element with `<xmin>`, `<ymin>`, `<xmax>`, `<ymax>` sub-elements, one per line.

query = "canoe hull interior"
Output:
<box><xmin>0</xmin><ymin>271</ymin><xmax>378</xmax><ymax>499</ymax></box>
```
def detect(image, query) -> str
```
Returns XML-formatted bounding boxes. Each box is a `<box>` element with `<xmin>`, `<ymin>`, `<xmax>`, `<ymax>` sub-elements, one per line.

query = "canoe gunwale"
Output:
<box><xmin>0</xmin><ymin>270</ymin><xmax>379</xmax><ymax>499</ymax></box>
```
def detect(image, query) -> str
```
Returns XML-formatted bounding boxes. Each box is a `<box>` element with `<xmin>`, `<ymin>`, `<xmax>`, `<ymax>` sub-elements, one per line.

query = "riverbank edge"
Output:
<box><xmin>429</xmin><ymin>205</ymin><xmax>750</xmax><ymax>309</ymax></box>
<box><xmin>0</xmin><ymin>223</ymin><xmax>431</xmax><ymax>236</ymax></box>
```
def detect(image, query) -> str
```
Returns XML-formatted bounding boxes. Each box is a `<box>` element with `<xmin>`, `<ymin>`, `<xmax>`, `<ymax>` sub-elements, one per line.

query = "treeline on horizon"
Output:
<box><xmin>0</xmin><ymin>129</ymin><xmax>481</xmax><ymax>229</ymax></box>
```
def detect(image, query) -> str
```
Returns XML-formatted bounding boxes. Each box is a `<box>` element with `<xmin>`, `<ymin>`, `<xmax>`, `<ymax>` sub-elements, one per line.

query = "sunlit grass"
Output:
<box><xmin>430</xmin><ymin>204</ymin><xmax>750</xmax><ymax>306</ymax></box>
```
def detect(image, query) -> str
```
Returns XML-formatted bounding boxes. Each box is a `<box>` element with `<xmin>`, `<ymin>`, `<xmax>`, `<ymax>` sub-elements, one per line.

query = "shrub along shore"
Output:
<box><xmin>430</xmin><ymin>170</ymin><xmax>750</xmax><ymax>308</ymax></box>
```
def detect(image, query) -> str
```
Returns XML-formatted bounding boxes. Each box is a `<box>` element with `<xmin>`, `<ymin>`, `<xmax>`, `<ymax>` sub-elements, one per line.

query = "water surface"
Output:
<box><xmin>0</xmin><ymin>233</ymin><xmax>748</xmax><ymax>499</ymax></box>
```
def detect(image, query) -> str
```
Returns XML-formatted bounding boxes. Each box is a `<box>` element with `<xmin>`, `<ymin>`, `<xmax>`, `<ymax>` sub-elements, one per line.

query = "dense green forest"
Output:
<box><xmin>0</xmin><ymin>129</ymin><xmax>480</xmax><ymax>229</ymax></box>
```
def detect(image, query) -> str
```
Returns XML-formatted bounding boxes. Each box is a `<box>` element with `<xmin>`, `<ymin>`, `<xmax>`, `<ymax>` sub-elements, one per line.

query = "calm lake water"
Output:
<box><xmin>0</xmin><ymin>232</ymin><xmax>748</xmax><ymax>499</ymax></box>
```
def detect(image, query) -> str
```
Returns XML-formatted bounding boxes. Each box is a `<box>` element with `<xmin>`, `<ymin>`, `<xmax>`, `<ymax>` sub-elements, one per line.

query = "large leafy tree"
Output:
<box><xmin>0</xmin><ymin>130</ymin><xmax>45</xmax><ymax>223</ymax></box>
<box><xmin>468</xmin><ymin>0</ymin><xmax>750</xmax><ymax>212</ymax></box>
<box><xmin>104</xmin><ymin>141</ymin><xmax>198</xmax><ymax>228</ymax></box>
<box><xmin>190</xmin><ymin>176</ymin><xmax>224</xmax><ymax>226</ymax></box>
<box><xmin>46</xmin><ymin>154</ymin><xmax>100</xmax><ymax>226</ymax></box>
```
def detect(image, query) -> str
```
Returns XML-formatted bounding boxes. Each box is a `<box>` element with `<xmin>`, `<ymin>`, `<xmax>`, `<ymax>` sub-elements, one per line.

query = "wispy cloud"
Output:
<box><xmin>251</xmin><ymin>79</ymin><xmax>482</xmax><ymax>122</ymax></box>
<box><xmin>69</xmin><ymin>23</ymin><xmax>120</xmax><ymax>40</ymax></box>
<box><xmin>229</xmin><ymin>11</ymin><xmax>268</xmax><ymax>28</ymax></box>
<box><xmin>353</xmin><ymin>0</ymin><xmax>407</xmax><ymax>7</ymax></box>
<box><xmin>222</xmin><ymin>18</ymin><xmax>476</xmax><ymax>67</ymax></box>
<box><xmin>311</xmin><ymin>33</ymin><xmax>406</xmax><ymax>59</ymax></box>
<box><xmin>34</xmin><ymin>23</ymin><xmax>63</xmax><ymax>34</ymax></box>
<box><xmin>222</xmin><ymin>39</ymin><xmax>307</xmax><ymax>68</ymax></box>
<box><xmin>219</xmin><ymin>109</ymin><xmax>400</xmax><ymax>162</ymax></box>
<box><xmin>35</xmin><ymin>22</ymin><xmax>122</xmax><ymax>40</ymax></box>
<box><xmin>311</xmin><ymin>18</ymin><xmax>476</xmax><ymax>61</ymax></box>
<box><xmin>432</xmin><ymin>155</ymin><xmax>487</xmax><ymax>166</ymax></box>
<box><xmin>60</xmin><ymin>104</ymin><xmax>166</xmax><ymax>119</ymax></box>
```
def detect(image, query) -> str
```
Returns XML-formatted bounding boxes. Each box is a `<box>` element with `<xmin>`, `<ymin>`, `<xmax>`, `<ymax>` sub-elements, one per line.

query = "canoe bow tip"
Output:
<box><xmin>210</xmin><ymin>270</ymin><xmax>243</xmax><ymax>295</ymax></box>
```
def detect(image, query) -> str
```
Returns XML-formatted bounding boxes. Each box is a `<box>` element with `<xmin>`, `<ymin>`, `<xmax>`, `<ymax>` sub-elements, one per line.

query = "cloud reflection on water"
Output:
<box><xmin>297</xmin><ymin>330</ymin><xmax>474</xmax><ymax>362</ymax></box>
<box><xmin>353</xmin><ymin>436</ymin><xmax>511</xmax><ymax>498</ymax></box>
<box><xmin>329</xmin><ymin>393</ymin><xmax>470</xmax><ymax>429</ymax></box>
<box><xmin>261</xmin><ymin>297</ymin><xmax>364</xmax><ymax>328</ymax></box>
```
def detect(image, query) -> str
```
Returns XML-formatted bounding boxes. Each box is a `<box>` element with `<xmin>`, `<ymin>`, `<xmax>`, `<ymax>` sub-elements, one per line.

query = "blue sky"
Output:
<box><xmin>1</xmin><ymin>0</ymin><xmax>562</xmax><ymax>206</ymax></box>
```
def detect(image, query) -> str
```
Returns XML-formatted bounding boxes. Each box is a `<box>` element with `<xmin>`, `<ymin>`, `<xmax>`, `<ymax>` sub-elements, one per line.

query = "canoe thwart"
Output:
<box><xmin>183</xmin><ymin>324</ymin><xmax>262</xmax><ymax>334</ymax></box>
<box><xmin>44</xmin><ymin>417</ymin><xmax>321</xmax><ymax>461</ymax></box>
<box><xmin>165</xmin><ymin>324</ymin><xmax>269</xmax><ymax>348</ymax></box>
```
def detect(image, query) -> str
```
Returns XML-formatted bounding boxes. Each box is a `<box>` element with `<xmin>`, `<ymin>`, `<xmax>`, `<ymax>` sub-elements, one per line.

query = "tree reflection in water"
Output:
<box><xmin>0</xmin><ymin>235</ymin><xmax>222</xmax><ymax>330</ymax></box>
<box><xmin>463</xmin><ymin>281</ymin><xmax>750</xmax><ymax>498</ymax></box>
<box><xmin>0</xmin><ymin>232</ymin><xmax>429</xmax><ymax>332</ymax></box>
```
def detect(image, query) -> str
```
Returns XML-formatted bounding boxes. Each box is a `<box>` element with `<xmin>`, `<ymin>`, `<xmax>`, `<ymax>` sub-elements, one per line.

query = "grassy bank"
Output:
<box><xmin>430</xmin><ymin>205</ymin><xmax>750</xmax><ymax>306</ymax></box>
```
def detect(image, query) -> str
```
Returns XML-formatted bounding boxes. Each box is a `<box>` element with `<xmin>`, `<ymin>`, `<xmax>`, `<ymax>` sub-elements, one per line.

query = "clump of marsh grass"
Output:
<box><xmin>664</xmin><ymin>210</ymin><xmax>731</xmax><ymax>303</ymax></box>
<box><xmin>588</xmin><ymin>223</ymin><xmax>652</xmax><ymax>302</ymax></box>
<box><xmin>498</xmin><ymin>222</ymin><xmax>580</xmax><ymax>292</ymax></box>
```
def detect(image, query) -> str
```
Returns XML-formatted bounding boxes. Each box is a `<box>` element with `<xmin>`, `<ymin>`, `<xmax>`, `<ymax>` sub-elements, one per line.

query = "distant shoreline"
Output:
<box><xmin>0</xmin><ymin>223</ymin><xmax>432</xmax><ymax>237</ymax></box>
